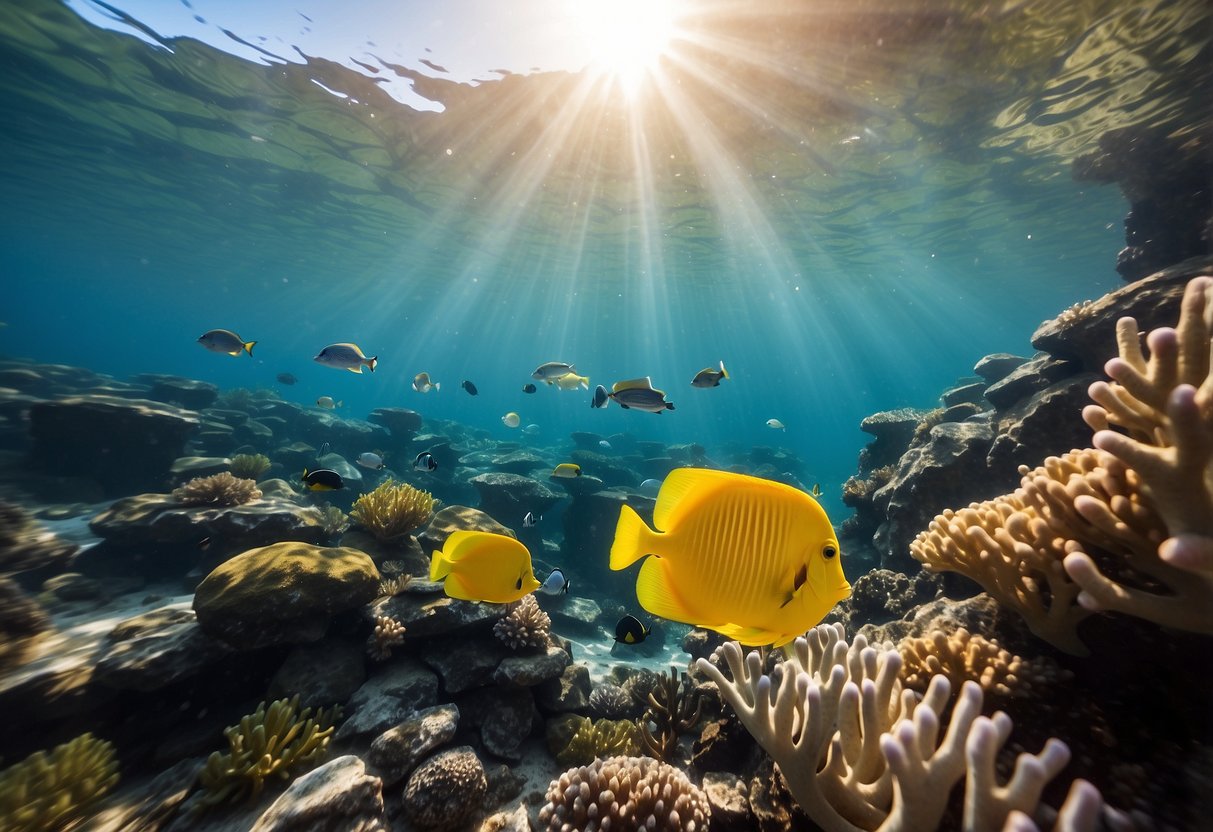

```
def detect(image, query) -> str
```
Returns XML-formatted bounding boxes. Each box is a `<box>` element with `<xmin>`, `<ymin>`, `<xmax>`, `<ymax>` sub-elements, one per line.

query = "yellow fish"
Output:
<box><xmin>429</xmin><ymin>530</ymin><xmax>540</xmax><ymax>604</ymax></box>
<box><xmin>609</xmin><ymin>468</ymin><xmax>849</xmax><ymax>647</ymax></box>
<box><xmin>551</xmin><ymin>463</ymin><xmax>581</xmax><ymax>478</ymax></box>
<box><xmin>550</xmin><ymin>372</ymin><xmax>590</xmax><ymax>391</ymax></box>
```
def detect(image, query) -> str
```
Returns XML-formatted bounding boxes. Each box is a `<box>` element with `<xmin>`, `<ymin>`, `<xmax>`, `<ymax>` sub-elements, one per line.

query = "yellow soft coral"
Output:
<box><xmin>349</xmin><ymin>479</ymin><xmax>434</xmax><ymax>541</ymax></box>
<box><xmin>194</xmin><ymin>695</ymin><xmax>338</xmax><ymax>810</ymax></box>
<box><xmin>1064</xmin><ymin>275</ymin><xmax>1213</xmax><ymax>632</ymax></box>
<box><xmin>0</xmin><ymin>733</ymin><xmax>119</xmax><ymax>832</ymax></box>
<box><xmin>897</xmin><ymin>628</ymin><xmax>1066</xmax><ymax>700</ymax></box>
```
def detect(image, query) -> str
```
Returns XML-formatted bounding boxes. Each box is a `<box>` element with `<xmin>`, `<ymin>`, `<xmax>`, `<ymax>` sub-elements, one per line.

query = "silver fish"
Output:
<box><xmin>532</xmin><ymin>362</ymin><xmax>576</xmax><ymax>381</ymax></box>
<box><xmin>590</xmin><ymin>384</ymin><xmax>609</xmax><ymax>409</ymax></box>
<box><xmin>608</xmin><ymin>377</ymin><xmax>675</xmax><ymax>413</ymax></box>
<box><xmin>538</xmin><ymin>568</ymin><xmax>569</xmax><ymax>595</ymax></box>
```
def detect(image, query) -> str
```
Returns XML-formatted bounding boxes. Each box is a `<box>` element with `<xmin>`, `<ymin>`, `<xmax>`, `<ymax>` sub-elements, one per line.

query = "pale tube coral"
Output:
<box><xmin>695</xmin><ymin>623</ymin><xmax>1084</xmax><ymax>832</ymax></box>
<box><xmin>1065</xmin><ymin>275</ymin><xmax>1213</xmax><ymax>631</ymax></box>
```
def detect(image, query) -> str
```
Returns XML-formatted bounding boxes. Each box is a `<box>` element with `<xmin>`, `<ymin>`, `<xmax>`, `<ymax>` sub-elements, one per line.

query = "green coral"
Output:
<box><xmin>555</xmin><ymin>717</ymin><xmax>641</xmax><ymax>767</ymax></box>
<box><xmin>229</xmin><ymin>453</ymin><xmax>271</xmax><ymax>480</ymax></box>
<box><xmin>349</xmin><ymin>478</ymin><xmax>434</xmax><ymax>541</ymax></box>
<box><xmin>194</xmin><ymin>695</ymin><xmax>339</xmax><ymax>811</ymax></box>
<box><xmin>0</xmin><ymin>732</ymin><xmax>119</xmax><ymax>832</ymax></box>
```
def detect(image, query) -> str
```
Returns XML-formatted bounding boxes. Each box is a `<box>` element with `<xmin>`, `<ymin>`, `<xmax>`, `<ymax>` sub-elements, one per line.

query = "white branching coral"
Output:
<box><xmin>695</xmin><ymin>623</ymin><xmax>1116</xmax><ymax>832</ymax></box>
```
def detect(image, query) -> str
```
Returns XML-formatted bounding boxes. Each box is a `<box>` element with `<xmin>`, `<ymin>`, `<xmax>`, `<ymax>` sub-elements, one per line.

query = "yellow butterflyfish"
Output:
<box><xmin>429</xmin><ymin>530</ymin><xmax>540</xmax><ymax>604</ymax></box>
<box><xmin>609</xmin><ymin>468</ymin><xmax>849</xmax><ymax>647</ymax></box>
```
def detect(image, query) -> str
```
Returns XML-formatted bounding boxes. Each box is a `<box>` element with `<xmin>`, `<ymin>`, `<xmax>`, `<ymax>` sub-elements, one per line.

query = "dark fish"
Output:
<box><xmin>414</xmin><ymin>451</ymin><xmax>438</xmax><ymax>472</ymax></box>
<box><xmin>609</xmin><ymin>377</ymin><xmax>675</xmax><ymax>413</ymax></box>
<box><xmin>522</xmin><ymin>383</ymin><xmax>537</xmax><ymax>394</ymax></box>
<box><xmin>614</xmin><ymin>614</ymin><xmax>651</xmax><ymax>644</ymax></box>
<box><xmin>691</xmin><ymin>360</ymin><xmax>729</xmax><ymax>388</ymax></box>
<box><xmin>590</xmin><ymin>384</ymin><xmax>609</xmax><ymax>409</ymax></box>
<box><xmin>461</xmin><ymin>380</ymin><xmax>479</xmax><ymax>396</ymax></box>
<box><xmin>523</xmin><ymin>511</ymin><xmax>539</xmax><ymax>528</ymax></box>
<box><xmin>276</xmin><ymin>372</ymin><xmax>298</xmax><ymax>386</ymax></box>
<box><xmin>301</xmin><ymin>468</ymin><xmax>344</xmax><ymax>491</ymax></box>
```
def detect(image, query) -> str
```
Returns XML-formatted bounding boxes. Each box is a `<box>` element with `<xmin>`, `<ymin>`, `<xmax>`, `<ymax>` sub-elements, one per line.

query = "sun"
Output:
<box><xmin>568</xmin><ymin>0</ymin><xmax>680</xmax><ymax>95</ymax></box>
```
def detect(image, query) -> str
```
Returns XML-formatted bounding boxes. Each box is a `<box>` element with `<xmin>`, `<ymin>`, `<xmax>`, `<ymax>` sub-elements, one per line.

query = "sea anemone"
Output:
<box><xmin>349</xmin><ymin>479</ymin><xmax>435</xmax><ymax>541</ymax></box>
<box><xmin>228</xmin><ymin>453</ymin><xmax>271</xmax><ymax>480</ymax></box>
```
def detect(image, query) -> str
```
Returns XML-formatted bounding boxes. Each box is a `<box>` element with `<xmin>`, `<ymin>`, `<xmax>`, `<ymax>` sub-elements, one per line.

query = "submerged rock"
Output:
<box><xmin>192</xmin><ymin>542</ymin><xmax>379</xmax><ymax>650</ymax></box>
<box><xmin>469</xmin><ymin>472</ymin><xmax>563</xmax><ymax>526</ymax></box>
<box><xmin>94</xmin><ymin>605</ymin><xmax>235</xmax><ymax>692</ymax></box>
<box><xmin>28</xmin><ymin>395</ymin><xmax>199</xmax><ymax>496</ymax></box>
<box><xmin>367</xmin><ymin>703</ymin><xmax>460</xmax><ymax>787</ymax></box>
<box><xmin>416</xmin><ymin>505</ymin><xmax>515</xmax><ymax>553</ymax></box>
<box><xmin>250</xmin><ymin>755</ymin><xmax>388</xmax><ymax>832</ymax></box>
<box><xmin>133</xmin><ymin>373</ymin><xmax>219</xmax><ymax>411</ymax></box>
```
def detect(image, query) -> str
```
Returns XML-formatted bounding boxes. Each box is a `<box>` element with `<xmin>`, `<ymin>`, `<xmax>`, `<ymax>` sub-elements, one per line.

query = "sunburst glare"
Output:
<box><xmin>569</xmin><ymin>0</ymin><xmax>681</xmax><ymax>95</ymax></box>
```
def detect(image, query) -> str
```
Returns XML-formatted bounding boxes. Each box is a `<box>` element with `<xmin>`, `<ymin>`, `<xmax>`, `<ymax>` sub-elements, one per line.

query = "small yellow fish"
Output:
<box><xmin>502</xmin><ymin>412</ymin><xmax>521</xmax><ymax>428</ymax></box>
<box><xmin>550</xmin><ymin>372</ymin><xmax>590</xmax><ymax>391</ymax></box>
<box><xmin>551</xmin><ymin>463</ymin><xmax>582</xmax><ymax>479</ymax></box>
<box><xmin>429</xmin><ymin>530</ymin><xmax>540</xmax><ymax>604</ymax></box>
<box><xmin>609</xmin><ymin>468</ymin><xmax>849</xmax><ymax>647</ymax></box>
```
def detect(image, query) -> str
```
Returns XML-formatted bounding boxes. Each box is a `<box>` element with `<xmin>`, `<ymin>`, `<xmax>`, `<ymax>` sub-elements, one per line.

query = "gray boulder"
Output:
<box><xmin>251</xmin><ymin>755</ymin><xmax>387</xmax><ymax>832</ymax></box>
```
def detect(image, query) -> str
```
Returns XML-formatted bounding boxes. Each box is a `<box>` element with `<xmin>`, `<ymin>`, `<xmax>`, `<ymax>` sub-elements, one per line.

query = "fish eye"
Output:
<box><xmin>822</xmin><ymin>544</ymin><xmax>837</xmax><ymax>560</ymax></box>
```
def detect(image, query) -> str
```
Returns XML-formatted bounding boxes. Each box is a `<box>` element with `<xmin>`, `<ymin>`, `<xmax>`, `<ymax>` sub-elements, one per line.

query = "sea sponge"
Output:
<box><xmin>228</xmin><ymin>453</ymin><xmax>271</xmax><ymax>480</ymax></box>
<box><xmin>402</xmin><ymin>746</ymin><xmax>487</xmax><ymax>831</ymax></box>
<box><xmin>588</xmin><ymin>683</ymin><xmax>636</xmax><ymax>719</ymax></box>
<box><xmin>897</xmin><ymin>628</ymin><xmax>1067</xmax><ymax>700</ymax></box>
<box><xmin>172</xmin><ymin>471</ymin><xmax>262</xmax><ymax>507</ymax></box>
<box><xmin>493</xmin><ymin>594</ymin><xmax>551</xmax><ymax>650</ymax></box>
<box><xmin>0</xmin><ymin>733</ymin><xmax>119</xmax><ymax>832</ymax></box>
<box><xmin>350</xmin><ymin>479</ymin><xmax>435</xmax><ymax>541</ymax></box>
<box><xmin>554</xmin><ymin>716</ymin><xmax>642</xmax><ymax>767</ymax></box>
<box><xmin>538</xmin><ymin>755</ymin><xmax>711</xmax><ymax>831</ymax></box>
<box><xmin>195</xmin><ymin>695</ymin><xmax>339</xmax><ymax>810</ymax></box>
<box><xmin>367</xmin><ymin>614</ymin><xmax>406</xmax><ymax>661</ymax></box>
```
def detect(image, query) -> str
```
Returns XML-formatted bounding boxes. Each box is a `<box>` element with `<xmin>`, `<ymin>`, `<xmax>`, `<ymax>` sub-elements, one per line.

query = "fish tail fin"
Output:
<box><xmin>347</xmin><ymin>366</ymin><xmax>363</xmax><ymax>374</ymax></box>
<box><xmin>429</xmin><ymin>548</ymin><xmax>453</xmax><ymax>581</ymax></box>
<box><xmin>610</xmin><ymin>505</ymin><xmax>658</xmax><ymax>571</ymax></box>
<box><xmin>435</xmin><ymin>382</ymin><xmax>441</xmax><ymax>392</ymax></box>
<box><xmin>243</xmin><ymin>340</ymin><xmax>257</xmax><ymax>356</ymax></box>
<box><xmin>580</xmin><ymin>376</ymin><xmax>589</xmax><ymax>390</ymax></box>
<box><xmin>666</xmin><ymin>402</ymin><xmax>676</xmax><ymax>411</ymax></box>
<box><xmin>337</xmin><ymin>401</ymin><xmax>344</xmax><ymax>408</ymax></box>
<box><xmin>367</xmin><ymin>356</ymin><xmax>378</xmax><ymax>373</ymax></box>
<box><xmin>719</xmin><ymin>360</ymin><xmax>729</xmax><ymax>379</ymax></box>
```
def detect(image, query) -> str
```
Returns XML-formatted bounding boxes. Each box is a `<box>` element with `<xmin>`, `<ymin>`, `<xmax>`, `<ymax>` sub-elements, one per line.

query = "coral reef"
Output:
<box><xmin>367</xmin><ymin>615</ymin><xmax>406</xmax><ymax>661</ymax></box>
<box><xmin>171</xmin><ymin>471</ymin><xmax>262</xmax><ymax>507</ymax></box>
<box><xmin>195</xmin><ymin>695</ymin><xmax>339</xmax><ymax>810</ymax></box>
<box><xmin>1065</xmin><ymin>275</ymin><xmax>1213</xmax><ymax>632</ymax></box>
<box><xmin>588</xmin><ymin>683</ymin><xmax>635</xmax><ymax>720</ymax></box>
<box><xmin>640</xmin><ymin>667</ymin><xmax>703</xmax><ymax>763</ymax></box>
<box><xmin>493</xmin><ymin>594</ymin><xmax>551</xmax><ymax>650</ymax></box>
<box><xmin>350</xmin><ymin>479</ymin><xmax>435</xmax><ymax>541</ymax></box>
<box><xmin>229</xmin><ymin>452</ymin><xmax>271</xmax><ymax>480</ymax></box>
<box><xmin>909</xmin><ymin>447</ymin><xmax>1165</xmax><ymax>655</ymax></box>
<box><xmin>896</xmin><ymin>628</ymin><xmax>1067</xmax><ymax>700</ymax></box>
<box><xmin>402</xmin><ymin>746</ymin><xmax>486</xmax><ymax>831</ymax></box>
<box><xmin>554</xmin><ymin>716</ymin><xmax>642</xmax><ymax>767</ymax></box>
<box><xmin>912</xmin><ymin>274</ymin><xmax>1213</xmax><ymax>650</ymax></box>
<box><xmin>377</xmin><ymin>574</ymin><xmax>412</xmax><ymax>598</ymax></box>
<box><xmin>696</xmin><ymin>623</ymin><xmax>1121</xmax><ymax>832</ymax></box>
<box><xmin>538</xmin><ymin>755</ymin><xmax>711</xmax><ymax>831</ymax></box>
<box><xmin>315</xmin><ymin>503</ymin><xmax>349</xmax><ymax>537</ymax></box>
<box><xmin>0</xmin><ymin>733</ymin><xmax>119</xmax><ymax>832</ymax></box>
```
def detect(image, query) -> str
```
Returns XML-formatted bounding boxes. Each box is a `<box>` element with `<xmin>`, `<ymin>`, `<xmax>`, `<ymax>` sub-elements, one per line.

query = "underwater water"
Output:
<box><xmin>1</xmin><ymin>0</ymin><xmax>1210</xmax><ymax>830</ymax></box>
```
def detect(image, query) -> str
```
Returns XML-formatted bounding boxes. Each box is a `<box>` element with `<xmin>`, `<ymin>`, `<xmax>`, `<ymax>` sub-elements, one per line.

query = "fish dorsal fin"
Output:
<box><xmin>612</xmin><ymin>377</ymin><xmax>654</xmax><ymax>393</ymax></box>
<box><xmin>442</xmin><ymin>530</ymin><xmax>526</xmax><ymax>564</ymax></box>
<box><xmin>653</xmin><ymin>467</ymin><xmax>738</xmax><ymax>531</ymax></box>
